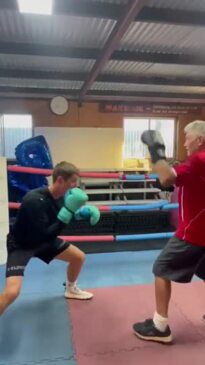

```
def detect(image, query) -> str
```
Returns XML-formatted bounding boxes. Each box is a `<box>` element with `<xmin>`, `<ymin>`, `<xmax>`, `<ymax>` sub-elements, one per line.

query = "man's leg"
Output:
<box><xmin>55</xmin><ymin>244</ymin><xmax>93</xmax><ymax>300</ymax></box>
<box><xmin>132</xmin><ymin>237</ymin><xmax>205</xmax><ymax>343</ymax></box>
<box><xmin>56</xmin><ymin>244</ymin><xmax>85</xmax><ymax>283</ymax></box>
<box><xmin>132</xmin><ymin>275</ymin><xmax>173</xmax><ymax>344</ymax></box>
<box><xmin>0</xmin><ymin>276</ymin><xmax>23</xmax><ymax>315</ymax></box>
<box><xmin>155</xmin><ymin>276</ymin><xmax>171</xmax><ymax>318</ymax></box>
<box><xmin>132</xmin><ymin>241</ymin><xmax>174</xmax><ymax>343</ymax></box>
<box><xmin>1</xmin><ymin>243</ymin><xmax>34</xmax><ymax>315</ymax></box>
<box><xmin>151</xmin><ymin>276</ymin><xmax>172</xmax><ymax>336</ymax></box>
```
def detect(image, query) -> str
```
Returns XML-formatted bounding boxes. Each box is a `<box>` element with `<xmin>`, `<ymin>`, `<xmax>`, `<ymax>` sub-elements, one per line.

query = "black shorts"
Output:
<box><xmin>153</xmin><ymin>236</ymin><xmax>205</xmax><ymax>283</ymax></box>
<box><xmin>6</xmin><ymin>235</ymin><xmax>70</xmax><ymax>277</ymax></box>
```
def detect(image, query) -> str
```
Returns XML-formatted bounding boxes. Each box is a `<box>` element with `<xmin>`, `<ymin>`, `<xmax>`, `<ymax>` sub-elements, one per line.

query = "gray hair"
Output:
<box><xmin>184</xmin><ymin>120</ymin><xmax>205</xmax><ymax>137</ymax></box>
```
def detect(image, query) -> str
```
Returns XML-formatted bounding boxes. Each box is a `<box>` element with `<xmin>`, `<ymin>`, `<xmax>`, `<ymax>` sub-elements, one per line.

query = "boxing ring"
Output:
<box><xmin>1</xmin><ymin>164</ymin><xmax>204</xmax><ymax>365</ymax></box>
<box><xmin>7</xmin><ymin>164</ymin><xmax>178</xmax><ymax>245</ymax></box>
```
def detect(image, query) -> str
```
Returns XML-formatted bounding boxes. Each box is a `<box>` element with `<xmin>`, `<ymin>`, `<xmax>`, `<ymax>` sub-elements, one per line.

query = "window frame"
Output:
<box><xmin>0</xmin><ymin>114</ymin><xmax>34</xmax><ymax>159</ymax></box>
<box><xmin>123</xmin><ymin>116</ymin><xmax>177</xmax><ymax>160</ymax></box>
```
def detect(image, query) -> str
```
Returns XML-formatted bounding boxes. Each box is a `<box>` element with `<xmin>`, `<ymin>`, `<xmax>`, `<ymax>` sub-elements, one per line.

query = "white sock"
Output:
<box><xmin>153</xmin><ymin>311</ymin><xmax>168</xmax><ymax>332</ymax></box>
<box><xmin>68</xmin><ymin>281</ymin><xmax>76</xmax><ymax>288</ymax></box>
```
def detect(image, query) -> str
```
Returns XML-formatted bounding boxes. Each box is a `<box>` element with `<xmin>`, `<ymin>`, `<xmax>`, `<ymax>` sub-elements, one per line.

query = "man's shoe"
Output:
<box><xmin>133</xmin><ymin>318</ymin><xmax>173</xmax><ymax>344</ymax></box>
<box><xmin>65</xmin><ymin>285</ymin><xmax>93</xmax><ymax>300</ymax></box>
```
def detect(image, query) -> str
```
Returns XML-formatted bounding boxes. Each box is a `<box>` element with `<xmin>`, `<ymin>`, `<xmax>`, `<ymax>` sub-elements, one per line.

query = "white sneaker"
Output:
<box><xmin>64</xmin><ymin>285</ymin><xmax>93</xmax><ymax>300</ymax></box>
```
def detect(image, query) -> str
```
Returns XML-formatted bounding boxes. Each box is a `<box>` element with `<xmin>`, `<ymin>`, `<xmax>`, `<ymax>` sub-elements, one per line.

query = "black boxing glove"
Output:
<box><xmin>141</xmin><ymin>130</ymin><xmax>166</xmax><ymax>164</ymax></box>
<box><xmin>155</xmin><ymin>178</ymin><xmax>174</xmax><ymax>192</ymax></box>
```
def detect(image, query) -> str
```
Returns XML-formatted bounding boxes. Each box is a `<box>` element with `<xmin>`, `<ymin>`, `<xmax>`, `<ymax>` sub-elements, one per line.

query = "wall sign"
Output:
<box><xmin>99</xmin><ymin>103</ymin><xmax>202</xmax><ymax>115</ymax></box>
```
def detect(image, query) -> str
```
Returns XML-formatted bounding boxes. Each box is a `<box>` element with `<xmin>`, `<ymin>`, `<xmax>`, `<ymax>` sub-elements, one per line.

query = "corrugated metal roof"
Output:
<box><xmin>103</xmin><ymin>61</ymin><xmax>205</xmax><ymax>77</ymax></box>
<box><xmin>120</xmin><ymin>21</ymin><xmax>205</xmax><ymax>54</ymax></box>
<box><xmin>0</xmin><ymin>78</ymin><xmax>83</xmax><ymax>89</ymax></box>
<box><xmin>89</xmin><ymin>0</ymin><xmax>128</xmax><ymax>4</ymax></box>
<box><xmin>0</xmin><ymin>54</ymin><xmax>95</xmax><ymax>72</ymax></box>
<box><xmin>145</xmin><ymin>64</ymin><xmax>205</xmax><ymax>77</ymax></box>
<box><xmin>84</xmin><ymin>0</ymin><xmax>205</xmax><ymax>11</ymax></box>
<box><xmin>91</xmin><ymin>81</ymin><xmax>205</xmax><ymax>94</ymax></box>
<box><xmin>104</xmin><ymin>60</ymin><xmax>153</xmax><ymax>74</ymax></box>
<box><xmin>0</xmin><ymin>0</ymin><xmax>205</xmax><ymax>99</ymax></box>
<box><xmin>0</xmin><ymin>10</ymin><xmax>116</xmax><ymax>48</ymax></box>
<box><xmin>148</xmin><ymin>0</ymin><xmax>205</xmax><ymax>11</ymax></box>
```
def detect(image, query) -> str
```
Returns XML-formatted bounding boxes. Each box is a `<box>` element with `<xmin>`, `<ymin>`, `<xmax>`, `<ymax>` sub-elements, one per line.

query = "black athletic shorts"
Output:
<box><xmin>153</xmin><ymin>236</ymin><xmax>205</xmax><ymax>283</ymax></box>
<box><xmin>6</xmin><ymin>234</ymin><xmax>70</xmax><ymax>277</ymax></box>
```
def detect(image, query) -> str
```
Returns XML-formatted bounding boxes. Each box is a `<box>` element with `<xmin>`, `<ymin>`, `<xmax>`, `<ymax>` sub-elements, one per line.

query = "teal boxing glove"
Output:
<box><xmin>64</xmin><ymin>187</ymin><xmax>88</xmax><ymax>212</ymax></box>
<box><xmin>57</xmin><ymin>207</ymin><xmax>73</xmax><ymax>225</ymax></box>
<box><xmin>75</xmin><ymin>205</ymin><xmax>100</xmax><ymax>226</ymax></box>
<box><xmin>58</xmin><ymin>187</ymin><xmax>88</xmax><ymax>224</ymax></box>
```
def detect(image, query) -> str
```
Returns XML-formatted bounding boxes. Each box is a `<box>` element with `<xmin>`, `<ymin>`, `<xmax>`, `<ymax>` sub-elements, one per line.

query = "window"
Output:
<box><xmin>0</xmin><ymin>114</ymin><xmax>33</xmax><ymax>159</ymax></box>
<box><xmin>123</xmin><ymin>118</ymin><xmax>175</xmax><ymax>159</ymax></box>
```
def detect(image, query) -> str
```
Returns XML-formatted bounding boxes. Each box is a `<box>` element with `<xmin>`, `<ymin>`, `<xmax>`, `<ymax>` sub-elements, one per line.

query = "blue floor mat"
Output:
<box><xmin>0</xmin><ymin>250</ymin><xmax>160</xmax><ymax>365</ymax></box>
<box><xmin>0</xmin><ymin>292</ymin><xmax>75</xmax><ymax>365</ymax></box>
<box><xmin>79</xmin><ymin>250</ymin><xmax>159</xmax><ymax>288</ymax></box>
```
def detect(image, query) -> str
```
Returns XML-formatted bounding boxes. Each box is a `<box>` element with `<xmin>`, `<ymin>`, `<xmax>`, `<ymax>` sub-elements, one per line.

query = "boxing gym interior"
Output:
<box><xmin>0</xmin><ymin>1</ymin><xmax>205</xmax><ymax>364</ymax></box>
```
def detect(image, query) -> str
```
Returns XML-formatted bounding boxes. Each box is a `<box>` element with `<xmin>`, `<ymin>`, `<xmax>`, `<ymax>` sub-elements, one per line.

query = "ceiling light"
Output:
<box><xmin>18</xmin><ymin>0</ymin><xmax>53</xmax><ymax>15</ymax></box>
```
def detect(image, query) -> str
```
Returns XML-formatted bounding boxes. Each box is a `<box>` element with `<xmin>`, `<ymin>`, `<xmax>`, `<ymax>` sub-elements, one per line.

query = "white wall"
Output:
<box><xmin>0</xmin><ymin>157</ymin><xmax>9</xmax><ymax>264</ymax></box>
<box><xmin>35</xmin><ymin>127</ymin><xmax>124</xmax><ymax>169</ymax></box>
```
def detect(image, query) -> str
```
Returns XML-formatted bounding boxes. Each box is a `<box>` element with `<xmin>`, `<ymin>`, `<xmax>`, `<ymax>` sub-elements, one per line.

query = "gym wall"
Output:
<box><xmin>0</xmin><ymin>98</ymin><xmax>204</xmax><ymax>167</ymax></box>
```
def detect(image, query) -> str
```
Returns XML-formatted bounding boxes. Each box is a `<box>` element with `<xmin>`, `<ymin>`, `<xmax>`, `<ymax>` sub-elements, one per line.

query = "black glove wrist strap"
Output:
<box><xmin>149</xmin><ymin>147</ymin><xmax>166</xmax><ymax>164</ymax></box>
<box><xmin>64</xmin><ymin>207</ymin><xmax>75</xmax><ymax>215</ymax></box>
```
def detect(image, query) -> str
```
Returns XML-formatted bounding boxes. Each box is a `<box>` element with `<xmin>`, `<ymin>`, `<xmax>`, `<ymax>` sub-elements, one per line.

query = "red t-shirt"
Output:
<box><xmin>173</xmin><ymin>149</ymin><xmax>205</xmax><ymax>246</ymax></box>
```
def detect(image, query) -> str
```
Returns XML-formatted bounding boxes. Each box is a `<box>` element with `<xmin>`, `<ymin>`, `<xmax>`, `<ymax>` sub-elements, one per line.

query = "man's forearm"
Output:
<box><xmin>45</xmin><ymin>220</ymin><xmax>66</xmax><ymax>239</ymax></box>
<box><xmin>154</xmin><ymin>160</ymin><xmax>176</xmax><ymax>187</ymax></box>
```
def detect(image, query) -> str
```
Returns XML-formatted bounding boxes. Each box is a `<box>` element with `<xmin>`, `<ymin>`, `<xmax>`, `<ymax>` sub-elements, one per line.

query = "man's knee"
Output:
<box><xmin>58</xmin><ymin>245</ymin><xmax>86</xmax><ymax>265</ymax></box>
<box><xmin>73</xmin><ymin>250</ymin><xmax>85</xmax><ymax>265</ymax></box>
